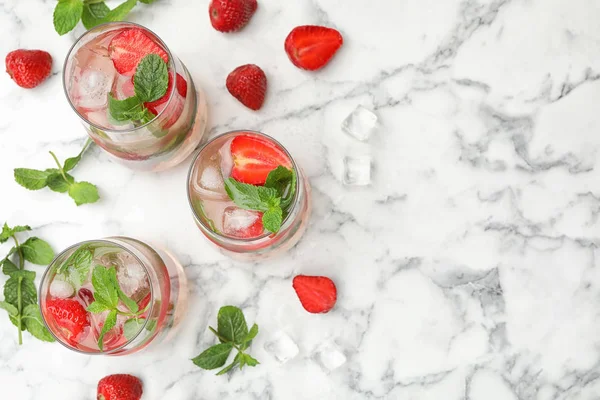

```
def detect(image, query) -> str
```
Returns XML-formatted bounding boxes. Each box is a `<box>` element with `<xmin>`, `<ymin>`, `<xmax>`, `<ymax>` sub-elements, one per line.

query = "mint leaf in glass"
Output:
<box><xmin>133</xmin><ymin>54</ymin><xmax>169</xmax><ymax>103</ymax></box>
<box><xmin>97</xmin><ymin>309</ymin><xmax>117</xmax><ymax>351</ymax></box>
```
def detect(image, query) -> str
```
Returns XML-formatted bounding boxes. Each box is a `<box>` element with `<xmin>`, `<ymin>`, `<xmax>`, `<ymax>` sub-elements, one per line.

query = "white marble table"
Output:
<box><xmin>1</xmin><ymin>0</ymin><xmax>600</xmax><ymax>399</ymax></box>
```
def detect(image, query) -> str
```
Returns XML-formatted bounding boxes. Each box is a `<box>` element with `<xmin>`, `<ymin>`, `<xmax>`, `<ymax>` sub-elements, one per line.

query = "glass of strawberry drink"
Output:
<box><xmin>187</xmin><ymin>131</ymin><xmax>311</xmax><ymax>260</ymax></box>
<box><xmin>63</xmin><ymin>22</ymin><xmax>208</xmax><ymax>171</ymax></box>
<box><xmin>39</xmin><ymin>237</ymin><xmax>187</xmax><ymax>355</ymax></box>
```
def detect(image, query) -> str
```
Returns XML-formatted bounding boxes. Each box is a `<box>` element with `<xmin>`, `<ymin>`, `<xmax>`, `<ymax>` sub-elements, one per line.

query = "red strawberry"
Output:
<box><xmin>209</xmin><ymin>0</ymin><xmax>258</xmax><ymax>32</ymax></box>
<box><xmin>222</xmin><ymin>206</ymin><xmax>264</xmax><ymax>238</ymax></box>
<box><xmin>142</xmin><ymin>72</ymin><xmax>188</xmax><ymax>115</ymax></box>
<box><xmin>284</xmin><ymin>26</ymin><xmax>343</xmax><ymax>71</ymax></box>
<box><xmin>45</xmin><ymin>298</ymin><xmax>90</xmax><ymax>345</ymax></box>
<box><xmin>230</xmin><ymin>134</ymin><xmax>292</xmax><ymax>185</ymax></box>
<box><xmin>292</xmin><ymin>275</ymin><xmax>337</xmax><ymax>314</ymax></box>
<box><xmin>109</xmin><ymin>28</ymin><xmax>169</xmax><ymax>76</ymax></box>
<box><xmin>226</xmin><ymin>64</ymin><xmax>267</xmax><ymax>110</ymax></box>
<box><xmin>97</xmin><ymin>374</ymin><xmax>143</xmax><ymax>400</ymax></box>
<box><xmin>5</xmin><ymin>49</ymin><xmax>52</xmax><ymax>88</ymax></box>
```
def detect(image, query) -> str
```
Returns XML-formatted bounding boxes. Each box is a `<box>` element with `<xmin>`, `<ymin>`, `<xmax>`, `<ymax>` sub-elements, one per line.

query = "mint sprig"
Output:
<box><xmin>191</xmin><ymin>306</ymin><xmax>260</xmax><ymax>375</ymax></box>
<box><xmin>224</xmin><ymin>166</ymin><xmax>297</xmax><ymax>234</ymax></box>
<box><xmin>54</xmin><ymin>0</ymin><xmax>155</xmax><ymax>36</ymax></box>
<box><xmin>14</xmin><ymin>139</ymin><xmax>99</xmax><ymax>206</ymax></box>
<box><xmin>86</xmin><ymin>265</ymin><xmax>149</xmax><ymax>351</ymax></box>
<box><xmin>107</xmin><ymin>54</ymin><xmax>168</xmax><ymax>126</ymax></box>
<box><xmin>0</xmin><ymin>223</ymin><xmax>55</xmax><ymax>345</ymax></box>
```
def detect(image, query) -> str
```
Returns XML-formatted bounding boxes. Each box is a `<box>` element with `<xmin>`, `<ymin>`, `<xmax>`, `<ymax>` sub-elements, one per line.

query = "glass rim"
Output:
<box><xmin>186</xmin><ymin>130</ymin><xmax>301</xmax><ymax>244</ymax></box>
<box><xmin>62</xmin><ymin>21</ymin><xmax>178</xmax><ymax>134</ymax></box>
<box><xmin>39</xmin><ymin>238</ymin><xmax>154</xmax><ymax>355</ymax></box>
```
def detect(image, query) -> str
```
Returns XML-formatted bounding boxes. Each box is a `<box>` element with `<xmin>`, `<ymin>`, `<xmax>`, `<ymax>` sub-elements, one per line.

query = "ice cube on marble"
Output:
<box><xmin>264</xmin><ymin>331</ymin><xmax>300</xmax><ymax>364</ymax></box>
<box><xmin>222</xmin><ymin>207</ymin><xmax>262</xmax><ymax>237</ymax></box>
<box><xmin>343</xmin><ymin>155</ymin><xmax>372</xmax><ymax>186</ymax></box>
<box><xmin>313</xmin><ymin>342</ymin><xmax>347</xmax><ymax>371</ymax></box>
<box><xmin>341</xmin><ymin>105</ymin><xmax>378</xmax><ymax>141</ymax></box>
<box><xmin>50</xmin><ymin>279</ymin><xmax>75</xmax><ymax>299</ymax></box>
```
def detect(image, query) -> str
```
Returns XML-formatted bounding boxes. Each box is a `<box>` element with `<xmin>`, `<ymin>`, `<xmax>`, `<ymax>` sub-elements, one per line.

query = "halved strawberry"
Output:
<box><xmin>109</xmin><ymin>28</ymin><xmax>169</xmax><ymax>76</ymax></box>
<box><xmin>45</xmin><ymin>298</ymin><xmax>90</xmax><ymax>345</ymax></box>
<box><xmin>230</xmin><ymin>134</ymin><xmax>292</xmax><ymax>185</ymax></box>
<box><xmin>284</xmin><ymin>26</ymin><xmax>343</xmax><ymax>71</ymax></box>
<box><xmin>222</xmin><ymin>206</ymin><xmax>264</xmax><ymax>238</ymax></box>
<box><xmin>292</xmin><ymin>275</ymin><xmax>337</xmax><ymax>314</ymax></box>
<box><xmin>141</xmin><ymin>72</ymin><xmax>188</xmax><ymax>115</ymax></box>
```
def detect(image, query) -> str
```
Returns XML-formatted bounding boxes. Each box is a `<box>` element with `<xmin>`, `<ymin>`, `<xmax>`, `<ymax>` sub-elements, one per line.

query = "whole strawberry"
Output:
<box><xmin>97</xmin><ymin>374</ymin><xmax>143</xmax><ymax>400</ymax></box>
<box><xmin>5</xmin><ymin>49</ymin><xmax>52</xmax><ymax>88</ymax></box>
<box><xmin>209</xmin><ymin>0</ymin><xmax>258</xmax><ymax>32</ymax></box>
<box><xmin>226</xmin><ymin>64</ymin><xmax>267</xmax><ymax>110</ymax></box>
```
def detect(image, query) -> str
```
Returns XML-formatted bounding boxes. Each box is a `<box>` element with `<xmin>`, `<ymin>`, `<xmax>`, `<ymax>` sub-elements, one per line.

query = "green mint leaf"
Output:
<box><xmin>123</xmin><ymin>318</ymin><xmax>145</xmax><ymax>341</ymax></box>
<box><xmin>22</xmin><ymin>304</ymin><xmax>55</xmax><ymax>342</ymax></box>
<box><xmin>91</xmin><ymin>266</ymin><xmax>119</xmax><ymax>309</ymax></box>
<box><xmin>58</xmin><ymin>245</ymin><xmax>93</xmax><ymax>284</ymax></box>
<box><xmin>224</xmin><ymin>178</ymin><xmax>279</xmax><ymax>212</ymax></box>
<box><xmin>21</xmin><ymin>237</ymin><xmax>55</xmax><ymax>265</ymax></box>
<box><xmin>4</xmin><ymin>276</ymin><xmax>37</xmax><ymax>329</ymax></box>
<box><xmin>2</xmin><ymin>258</ymin><xmax>19</xmax><ymax>276</ymax></box>
<box><xmin>14</xmin><ymin>168</ymin><xmax>51</xmax><ymax>190</ymax></box>
<box><xmin>216</xmin><ymin>353</ymin><xmax>241</xmax><ymax>376</ymax></box>
<box><xmin>81</xmin><ymin>2</ymin><xmax>109</xmax><ymax>29</ymax></box>
<box><xmin>262</xmin><ymin>207</ymin><xmax>283</xmax><ymax>234</ymax></box>
<box><xmin>118</xmin><ymin>289</ymin><xmax>139</xmax><ymax>314</ymax></box>
<box><xmin>105</xmin><ymin>0</ymin><xmax>137</xmax><ymax>22</ymax></box>
<box><xmin>139</xmin><ymin>0</ymin><xmax>156</xmax><ymax>3</ymax></box>
<box><xmin>97</xmin><ymin>309</ymin><xmax>117</xmax><ymax>351</ymax></box>
<box><xmin>217</xmin><ymin>306</ymin><xmax>248</xmax><ymax>345</ymax></box>
<box><xmin>1</xmin><ymin>223</ymin><xmax>31</xmax><ymax>243</ymax></box>
<box><xmin>68</xmin><ymin>181</ymin><xmax>100</xmax><ymax>206</ymax></box>
<box><xmin>133</xmin><ymin>54</ymin><xmax>169</xmax><ymax>103</ymax></box>
<box><xmin>7</xmin><ymin>269</ymin><xmax>36</xmax><ymax>281</ymax></box>
<box><xmin>242</xmin><ymin>323</ymin><xmax>259</xmax><ymax>347</ymax></box>
<box><xmin>241</xmin><ymin>353</ymin><xmax>260</xmax><ymax>367</ymax></box>
<box><xmin>191</xmin><ymin>343</ymin><xmax>234</xmax><ymax>370</ymax></box>
<box><xmin>53</xmin><ymin>0</ymin><xmax>84</xmax><ymax>36</ymax></box>
<box><xmin>108</xmin><ymin>94</ymin><xmax>144</xmax><ymax>122</ymax></box>
<box><xmin>264</xmin><ymin>166</ymin><xmax>294</xmax><ymax>198</ymax></box>
<box><xmin>0</xmin><ymin>301</ymin><xmax>18</xmax><ymax>316</ymax></box>
<box><xmin>87</xmin><ymin>301</ymin><xmax>111</xmax><ymax>314</ymax></box>
<box><xmin>63</xmin><ymin>158</ymin><xmax>80</xmax><ymax>173</ymax></box>
<box><xmin>47</xmin><ymin>172</ymin><xmax>74</xmax><ymax>193</ymax></box>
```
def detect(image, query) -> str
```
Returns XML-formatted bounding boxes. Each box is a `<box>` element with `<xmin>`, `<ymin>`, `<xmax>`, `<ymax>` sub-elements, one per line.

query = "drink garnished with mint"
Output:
<box><xmin>187</xmin><ymin>131</ymin><xmax>311</xmax><ymax>260</ymax></box>
<box><xmin>63</xmin><ymin>22</ymin><xmax>207</xmax><ymax>171</ymax></box>
<box><xmin>39</xmin><ymin>237</ymin><xmax>187</xmax><ymax>354</ymax></box>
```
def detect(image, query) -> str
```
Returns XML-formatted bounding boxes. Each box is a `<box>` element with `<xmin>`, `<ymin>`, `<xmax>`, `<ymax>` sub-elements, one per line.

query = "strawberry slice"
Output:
<box><xmin>141</xmin><ymin>72</ymin><xmax>188</xmax><ymax>115</ymax></box>
<box><xmin>292</xmin><ymin>275</ymin><xmax>337</xmax><ymax>314</ymax></box>
<box><xmin>109</xmin><ymin>28</ymin><xmax>169</xmax><ymax>76</ymax></box>
<box><xmin>284</xmin><ymin>26</ymin><xmax>343</xmax><ymax>71</ymax></box>
<box><xmin>45</xmin><ymin>298</ymin><xmax>90</xmax><ymax>345</ymax></box>
<box><xmin>230</xmin><ymin>134</ymin><xmax>292</xmax><ymax>185</ymax></box>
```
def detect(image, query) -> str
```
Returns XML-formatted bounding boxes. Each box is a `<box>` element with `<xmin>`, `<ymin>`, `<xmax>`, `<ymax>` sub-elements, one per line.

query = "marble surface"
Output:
<box><xmin>1</xmin><ymin>0</ymin><xmax>600</xmax><ymax>399</ymax></box>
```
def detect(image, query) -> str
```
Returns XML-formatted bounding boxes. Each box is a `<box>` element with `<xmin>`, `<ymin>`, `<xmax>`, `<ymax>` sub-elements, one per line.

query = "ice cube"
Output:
<box><xmin>91</xmin><ymin>311</ymin><xmax>127</xmax><ymax>350</ymax></box>
<box><xmin>114</xmin><ymin>253</ymin><xmax>150</xmax><ymax>302</ymax></box>
<box><xmin>76</xmin><ymin>69</ymin><xmax>114</xmax><ymax>109</ymax></box>
<box><xmin>111</xmin><ymin>74</ymin><xmax>135</xmax><ymax>100</ymax></box>
<box><xmin>313</xmin><ymin>343</ymin><xmax>347</xmax><ymax>371</ymax></box>
<box><xmin>192</xmin><ymin>154</ymin><xmax>228</xmax><ymax>200</ymax></box>
<box><xmin>342</xmin><ymin>105</ymin><xmax>378</xmax><ymax>141</ymax></box>
<box><xmin>50</xmin><ymin>279</ymin><xmax>74</xmax><ymax>299</ymax></box>
<box><xmin>200</xmin><ymin>167</ymin><xmax>224</xmax><ymax>191</ymax></box>
<box><xmin>218</xmin><ymin>139</ymin><xmax>234</xmax><ymax>178</ymax></box>
<box><xmin>264</xmin><ymin>331</ymin><xmax>300</xmax><ymax>364</ymax></box>
<box><xmin>86</xmin><ymin>109</ymin><xmax>111</xmax><ymax>129</ymax></box>
<box><xmin>343</xmin><ymin>155</ymin><xmax>372</xmax><ymax>186</ymax></box>
<box><xmin>222</xmin><ymin>207</ymin><xmax>262</xmax><ymax>238</ymax></box>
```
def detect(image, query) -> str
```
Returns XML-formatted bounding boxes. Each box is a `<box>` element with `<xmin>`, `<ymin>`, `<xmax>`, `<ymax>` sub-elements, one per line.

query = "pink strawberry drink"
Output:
<box><xmin>187</xmin><ymin>131</ymin><xmax>311</xmax><ymax>261</ymax></box>
<box><xmin>39</xmin><ymin>237</ymin><xmax>187</xmax><ymax>355</ymax></box>
<box><xmin>63</xmin><ymin>22</ymin><xmax>207</xmax><ymax>171</ymax></box>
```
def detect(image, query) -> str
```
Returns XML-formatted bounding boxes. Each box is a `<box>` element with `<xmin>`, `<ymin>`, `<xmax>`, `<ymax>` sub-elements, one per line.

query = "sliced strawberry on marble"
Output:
<box><xmin>109</xmin><ymin>28</ymin><xmax>169</xmax><ymax>76</ymax></box>
<box><xmin>292</xmin><ymin>275</ymin><xmax>337</xmax><ymax>314</ymax></box>
<box><xmin>45</xmin><ymin>298</ymin><xmax>90</xmax><ymax>345</ymax></box>
<box><xmin>230</xmin><ymin>134</ymin><xmax>292</xmax><ymax>185</ymax></box>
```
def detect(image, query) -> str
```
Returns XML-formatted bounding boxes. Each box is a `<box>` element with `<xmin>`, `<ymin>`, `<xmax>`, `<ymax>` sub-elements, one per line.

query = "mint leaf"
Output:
<box><xmin>81</xmin><ymin>2</ymin><xmax>109</xmax><ymax>29</ymax></box>
<box><xmin>53</xmin><ymin>0</ymin><xmax>84</xmax><ymax>36</ymax></box>
<box><xmin>8</xmin><ymin>269</ymin><xmax>36</xmax><ymax>281</ymax></box>
<box><xmin>21</xmin><ymin>237</ymin><xmax>54</xmax><ymax>265</ymax></box>
<box><xmin>123</xmin><ymin>318</ymin><xmax>145</xmax><ymax>341</ymax></box>
<box><xmin>242</xmin><ymin>323</ymin><xmax>259</xmax><ymax>346</ymax></box>
<box><xmin>91</xmin><ymin>266</ymin><xmax>119</xmax><ymax>309</ymax></box>
<box><xmin>134</xmin><ymin>54</ymin><xmax>169</xmax><ymax>103</ymax></box>
<box><xmin>0</xmin><ymin>223</ymin><xmax>31</xmax><ymax>243</ymax></box>
<box><xmin>47</xmin><ymin>172</ymin><xmax>74</xmax><ymax>193</ymax></box>
<box><xmin>262</xmin><ymin>207</ymin><xmax>283</xmax><ymax>233</ymax></box>
<box><xmin>105</xmin><ymin>0</ymin><xmax>137</xmax><ymax>22</ymax></box>
<box><xmin>68</xmin><ymin>181</ymin><xmax>99</xmax><ymax>206</ymax></box>
<box><xmin>224</xmin><ymin>178</ymin><xmax>278</xmax><ymax>212</ymax></box>
<box><xmin>14</xmin><ymin>168</ymin><xmax>51</xmax><ymax>190</ymax></box>
<box><xmin>22</xmin><ymin>304</ymin><xmax>55</xmax><ymax>342</ymax></box>
<box><xmin>139</xmin><ymin>0</ymin><xmax>156</xmax><ymax>3</ymax></box>
<box><xmin>58</xmin><ymin>245</ymin><xmax>93</xmax><ymax>278</ymax></box>
<box><xmin>87</xmin><ymin>301</ymin><xmax>110</xmax><ymax>313</ymax></box>
<box><xmin>2</xmin><ymin>259</ymin><xmax>19</xmax><ymax>276</ymax></box>
<box><xmin>97</xmin><ymin>309</ymin><xmax>117</xmax><ymax>351</ymax></box>
<box><xmin>192</xmin><ymin>343</ymin><xmax>234</xmax><ymax>370</ymax></box>
<box><xmin>118</xmin><ymin>289</ymin><xmax>139</xmax><ymax>314</ymax></box>
<box><xmin>0</xmin><ymin>301</ymin><xmax>18</xmax><ymax>316</ymax></box>
<box><xmin>216</xmin><ymin>353</ymin><xmax>241</xmax><ymax>375</ymax></box>
<box><xmin>241</xmin><ymin>353</ymin><xmax>260</xmax><ymax>367</ymax></box>
<box><xmin>217</xmin><ymin>306</ymin><xmax>248</xmax><ymax>345</ymax></box>
<box><xmin>108</xmin><ymin>94</ymin><xmax>144</xmax><ymax>122</ymax></box>
<box><xmin>4</xmin><ymin>276</ymin><xmax>37</xmax><ymax>329</ymax></box>
<box><xmin>265</xmin><ymin>166</ymin><xmax>293</xmax><ymax>195</ymax></box>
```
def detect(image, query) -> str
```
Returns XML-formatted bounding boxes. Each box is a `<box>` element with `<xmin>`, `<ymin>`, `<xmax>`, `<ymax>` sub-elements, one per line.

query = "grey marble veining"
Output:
<box><xmin>1</xmin><ymin>0</ymin><xmax>600</xmax><ymax>399</ymax></box>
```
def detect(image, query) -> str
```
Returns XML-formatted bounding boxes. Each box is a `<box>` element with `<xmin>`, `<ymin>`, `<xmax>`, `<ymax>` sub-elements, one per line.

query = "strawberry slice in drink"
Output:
<box><xmin>45</xmin><ymin>298</ymin><xmax>91</xmax><ymax>346</ymax></box>
<box><xmin>109</xmin><ymin>28</ymin><xmax>169</xmax><ymax>76</ymax></box>
<box><xmin>230</xmin><ymin>135</ymin><xmax>292</xmax><ymax>185</ymax></box>
<box><xmin>142</xmin><ymin>72</ymin><xmax>188</xmax><ymax>115</ymax></box>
